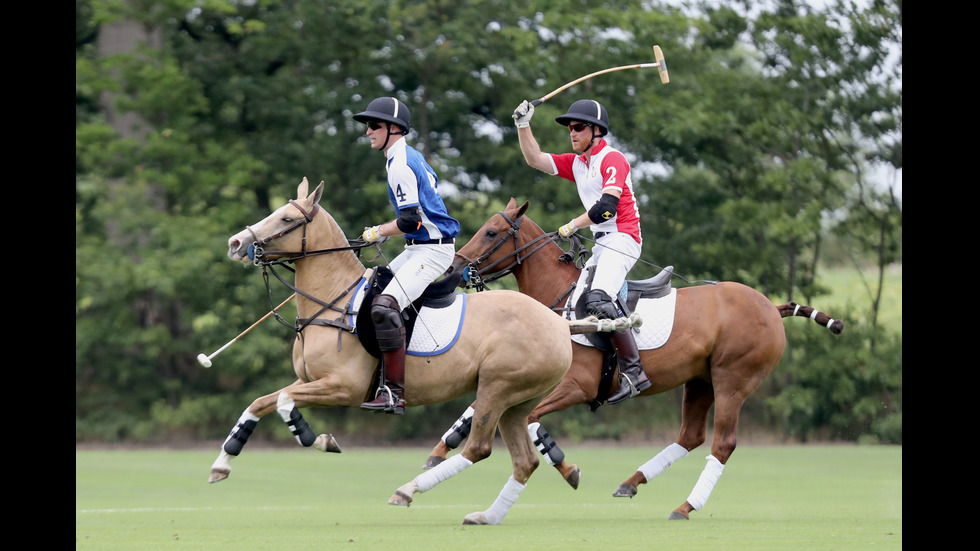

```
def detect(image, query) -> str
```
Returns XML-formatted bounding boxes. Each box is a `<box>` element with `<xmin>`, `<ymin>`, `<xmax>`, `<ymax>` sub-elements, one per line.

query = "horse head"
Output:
<box><xmin>453</xmin><ymin>198</ymin><xmax>564</xmax><ymax>289</ymax></box>
<box><xmin>453</xmin><ymin>198</ymin><xmax>527</xmax><ymax>277</ymax></box>
<box><xmin>227</xmin><ymin>177</ymin><xmax>328</xmax><ymax>264</ymax></box>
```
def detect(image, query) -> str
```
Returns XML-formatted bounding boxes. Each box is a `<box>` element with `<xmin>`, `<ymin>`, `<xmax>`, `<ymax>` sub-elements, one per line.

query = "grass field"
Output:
<box><xmin>76</xmin><ymin>444</ymin><xmax>901</xmax><ymax>550</ymax></box>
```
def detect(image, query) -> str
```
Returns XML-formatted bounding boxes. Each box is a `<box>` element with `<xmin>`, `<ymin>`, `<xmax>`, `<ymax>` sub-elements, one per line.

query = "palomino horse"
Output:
<box><xmin>210</xmin><ymin>179</ymin><xmax>636</xmax><ymax>525</ymax></box>
<box><xmin>424</xmin><ymin>198</ymin><xmax>844</xmax><ymax>520</ymax></box>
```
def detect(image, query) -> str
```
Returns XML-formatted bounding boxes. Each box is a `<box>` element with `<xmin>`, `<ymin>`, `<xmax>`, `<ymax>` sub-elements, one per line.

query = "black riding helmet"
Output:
<box><xmin>555</xmin><ymin>99</ymin><xmax>609</xmax><ymax>136</ymax></box>
<box><xmin>353</xmin><ymin>97</ymin><xmax>411</xmax><ymax>133</ymax></box>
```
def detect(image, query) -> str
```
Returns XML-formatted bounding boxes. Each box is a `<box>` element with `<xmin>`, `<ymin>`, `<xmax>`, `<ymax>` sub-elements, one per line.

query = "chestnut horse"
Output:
<box><xmin>424</xmin><ymin>198</ymin><xmax>844</xmax><ymax>520</ymax></box>
<box><xmin>210</xmin><ymin>180</ymin><xmax>641</xmax><ymax>526</ymax></box>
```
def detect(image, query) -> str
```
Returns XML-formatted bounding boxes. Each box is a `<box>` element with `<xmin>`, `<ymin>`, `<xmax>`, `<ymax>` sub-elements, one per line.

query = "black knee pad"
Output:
<box><xmin>585</xmin><ymin>289</ymin><xmax>618</xmax><ymax>320</ymax></box>
<box><xmin>371</xmin><ymin>294</ymin><xmax>403</xmax><ymax>327</ymax></box>
<box><xmin>371</xmin><ymin>294</ymin><xmax>405</xmax><ymax>351</ymax></box>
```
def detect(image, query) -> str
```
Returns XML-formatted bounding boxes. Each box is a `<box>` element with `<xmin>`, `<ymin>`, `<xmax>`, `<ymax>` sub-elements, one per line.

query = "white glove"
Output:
<box><xmin>558</xmin><ymin>220</ymin><xmax>578</xmax><ymax>239</ymax></box>
<box><xmin>362</xmin><ymin>225</ymin><xmax>382</xmax><ymax>243</ymax></box>
<box><xmin>513</xmin><ymin>100</ymin><xmax>535</xmax><ymax>128</ymax></box>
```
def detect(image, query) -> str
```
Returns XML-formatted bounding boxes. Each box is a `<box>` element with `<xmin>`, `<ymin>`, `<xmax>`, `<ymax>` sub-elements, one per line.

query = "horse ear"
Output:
<box><xmin>297</xmin><ymin>177</ymin><xmax>310</xmax><ymax>198</ymax></box>
<box><xmin>311</xmin><ymin>181</ymin><xmax>324</xmax><ymax>205</ymax></box>
<box><xmin>507</xmin><ymin>197</ymin><xmax>518</xmax><ymax>208</ymax></box>
<box><xmin>517</xmin><ymin>201</ymin><xmax>529</xmax><ymax>217</ymax></box>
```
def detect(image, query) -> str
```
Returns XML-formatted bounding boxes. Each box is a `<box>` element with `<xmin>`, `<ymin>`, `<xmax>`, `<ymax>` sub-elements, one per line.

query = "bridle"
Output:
<box><xmin>455</xmin><ymin>210</ymin><xmax>589</xmax><ymax>313</ymax></box>
<box><xmin>243</xmin><ymin>199</ymin><xmax>374</xmax><ymax>340</ymax></box>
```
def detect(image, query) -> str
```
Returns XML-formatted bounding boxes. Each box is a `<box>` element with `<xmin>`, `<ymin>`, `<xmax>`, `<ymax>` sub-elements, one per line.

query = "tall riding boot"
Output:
<box><xmin>360</xmin><ymin>334</ymin><xmax>407</xmax><ymax>414</ymax></box>
<box><xmin>362</xmin><ymin>293</ymin><xmax>408</xmax><ymax>414</ymax></box>
<box><xmin>606</xmin><ymin>328</ymin><xmax>651</xmax><ymax>405</ymax></box>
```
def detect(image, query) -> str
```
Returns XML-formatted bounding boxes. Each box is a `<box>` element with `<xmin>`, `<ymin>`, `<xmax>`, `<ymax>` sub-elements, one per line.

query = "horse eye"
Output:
<box><xmin>486</xmin><ymin>230</ymin><xmax>498</xmax><ymax>238</ymax></box>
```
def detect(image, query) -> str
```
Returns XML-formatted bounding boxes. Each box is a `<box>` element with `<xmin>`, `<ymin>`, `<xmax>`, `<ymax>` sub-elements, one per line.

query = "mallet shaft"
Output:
<box><xmin>198</xmin><ymin>293</ymin><xmax>296</xmax><ymax>367</ymax></box>
<box><xmin>533</xmin><ymin>63</ymin><xmax>661</xmax><ymax>106</ymax></box>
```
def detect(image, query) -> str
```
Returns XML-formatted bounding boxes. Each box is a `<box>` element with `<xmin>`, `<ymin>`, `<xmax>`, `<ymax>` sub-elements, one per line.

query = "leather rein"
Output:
<box><xmin>455</xmin><ymin>210</ymin><xmax>590</xmax><ymax>313</ymax></box>
<box><xmin>245</xmin><ymin>199</ymin><xmax>373</xmax><ymax>339</ymax></box>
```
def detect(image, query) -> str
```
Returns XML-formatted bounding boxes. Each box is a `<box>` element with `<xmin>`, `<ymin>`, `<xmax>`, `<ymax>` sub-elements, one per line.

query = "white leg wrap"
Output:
<box><xmin>275</xmin><ymin>391</ymin><xmax>294</xmax><ymax>421</ymax></box>
<box><xmin>638</xmin><ymin>442</ymin><xmax>689</xmax><ymax>481</ymax></box>
<box><xmin>686</xmin><ymin>455</ymin><xmax>725</xmax><ymax>511</ymax></box>
<box><xmin>415</xmin><ymin>453</ymin><xmax>473</xmax><ymax>493</ymax></box>
<box><xmin>482</xmin><ymin>476</ymin><xmax>526</xmax><ymax>525</ymax></box>
<box><xmin>238</xmin><ymin>410</ymin><xmax>260</xmax><ymax>424</ymax></box>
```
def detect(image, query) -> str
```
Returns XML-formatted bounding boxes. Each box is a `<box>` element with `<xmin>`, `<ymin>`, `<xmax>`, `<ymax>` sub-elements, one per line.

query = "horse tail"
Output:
<box><xmin>775</xmin><ymin>302</ymin><xmax>844</xmax><ymax>335</ymax></box>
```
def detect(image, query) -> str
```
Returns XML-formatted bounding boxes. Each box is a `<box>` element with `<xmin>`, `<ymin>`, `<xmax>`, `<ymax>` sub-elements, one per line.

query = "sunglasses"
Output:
<box><xmin>367</xmin><ymin>121</ymin><xmax>384</xmax><ymax>131</ymax></box>
<box><xmin>568</xmin><ymin>122</ymin><xmax>593</xmax><ymax>133</ymax></box>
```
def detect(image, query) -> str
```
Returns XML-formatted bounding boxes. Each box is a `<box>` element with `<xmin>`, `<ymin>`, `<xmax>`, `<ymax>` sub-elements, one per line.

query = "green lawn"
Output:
<box><xmin>77</xmin><ymin>444</ymin><xmax>901</xmax><ymax>551</ymax></box>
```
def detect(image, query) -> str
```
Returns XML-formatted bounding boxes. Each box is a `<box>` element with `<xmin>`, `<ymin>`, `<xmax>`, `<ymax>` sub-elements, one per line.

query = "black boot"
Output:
<box><xmin>360</xmin><ymin>344</ymin><xmax>406</xmax><ymax>414</ymax></box>
<box><xmin>606</xmin><ymin>328</ymin><xmax>651</xmax><ymax>405</ymax></box>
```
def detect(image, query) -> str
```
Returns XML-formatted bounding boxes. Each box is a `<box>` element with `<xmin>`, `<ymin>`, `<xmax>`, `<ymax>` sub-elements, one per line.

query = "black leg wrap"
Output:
<box><xmin>442</xmin><ymin>410</ymin><xmax>473</xmax><ymax>449</ymax></box>
<box><xmin>222</xmin><ymin>419</ymin><xmax>257</xmax><ymax>456</ymax></box>
<box><xmin>530</xmin><ymin>422</ymin><xmax>565</xmax><ymax>466</ymax></box>
<box><xmin>287</xmin><ymin>407</ymin><xmax>317</xmax><ymax>447</ymax></box>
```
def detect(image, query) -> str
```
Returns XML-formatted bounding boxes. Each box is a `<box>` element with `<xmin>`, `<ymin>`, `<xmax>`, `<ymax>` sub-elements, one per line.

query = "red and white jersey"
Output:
<box><xmin>550</xmin><ymin>139</ymin><xmax>642</xmax><ymax>244</ymax></box>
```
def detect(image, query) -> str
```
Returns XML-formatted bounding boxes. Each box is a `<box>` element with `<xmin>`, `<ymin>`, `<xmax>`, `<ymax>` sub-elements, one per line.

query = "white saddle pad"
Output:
<box><xmin>349</xmin><ymin>277</ymin><xmax>466</xmax><ymax>357</ymax></box>
<box><xmin>570</xmin><ymin>288</ymin><xmax>677</xmax><ymax>350</ymax></box>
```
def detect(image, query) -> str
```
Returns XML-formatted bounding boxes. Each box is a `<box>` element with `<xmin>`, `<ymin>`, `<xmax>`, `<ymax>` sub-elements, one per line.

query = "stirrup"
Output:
<box><xmin>607</xmin><ymin>372</ymin><xmax>649</xmax><ymax>405</ymax></box>
<box><xmin>360</xmin><ymin>385</ymin><xmax>405</xmax><ymax>414</ymax></box>
<box><xmin>619</xmin><ymin>375</ymin><xmax>642</xmax><ymax>398</ymax></box>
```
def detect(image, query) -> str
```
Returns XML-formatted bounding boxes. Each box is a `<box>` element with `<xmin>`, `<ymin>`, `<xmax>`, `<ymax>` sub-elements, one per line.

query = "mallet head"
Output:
<box><xmin>197</xmin><ymin>353</ymin><xmax>212</xmax><ymax>368</ymax></box>
<box><xmin>654</xmin><ymin>45</ymin><xmax>669</xmax><ymax>84</ymax></box>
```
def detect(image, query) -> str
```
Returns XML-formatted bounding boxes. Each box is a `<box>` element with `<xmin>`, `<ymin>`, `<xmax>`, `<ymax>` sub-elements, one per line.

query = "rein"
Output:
<box><xmin>456</xmin><ymin>211</ymin><xmax>589</xmax><ymax>314</ymax></box>
<box><xmin>246</xmin><ymin>202</ymin><xmax>378</xmax><ymax>344</ymax></box>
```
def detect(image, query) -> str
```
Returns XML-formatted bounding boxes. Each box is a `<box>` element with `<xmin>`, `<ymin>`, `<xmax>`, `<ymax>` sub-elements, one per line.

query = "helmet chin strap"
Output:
<box><xmin>575</xmin><ymin>129</ymin><xmax>600</xmax><ymax>154</ymax></box>
<box><xmin>380</xmin><ymin>126</ymin><xmax>407</xmax><ymax>151</ymax></box>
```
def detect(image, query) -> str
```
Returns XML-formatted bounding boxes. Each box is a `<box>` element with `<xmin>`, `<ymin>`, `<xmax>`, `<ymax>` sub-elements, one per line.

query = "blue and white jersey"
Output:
<box><xmin>384</xmin><ymin>137</ymin><xmax>459</xmax><ymax>241</ymax></box>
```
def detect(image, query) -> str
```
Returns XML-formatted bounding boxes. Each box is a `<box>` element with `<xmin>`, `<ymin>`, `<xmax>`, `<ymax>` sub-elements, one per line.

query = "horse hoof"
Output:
<box><xmin>668</xmin><ymin>510</ymin><xmax>690</xmax><ymax>520</ymax></box>
<box><xmin>612</xmin><ymin>483</ymin><xmax>637</xmax><ymax>498</ymax></box>
<box><xmin>565</xmin><ymin>465</ymin><xmax>580</xmax><ymax>490</ymax></box>
<box><xmin>388</xmin><ymin>490</ymin><xmax>413</xmax><ymax>507</ymax></box>
<box><xmin>462</xmin><ymin>512</ymin><xmax>488</xmax><ymax>525</ymax></box>
<box><xmin>314</xmin><ymin>434</ymin><xmax>342</xmax><ymax>453</ymax></box>
<box><xmin>208</xmin><ymin>469</ymin><xmax>229</xmax><ymax>484</ymax></box>
<box><xmin>423</xmin><ymin>455</ymin><xmax>446</xmax><ymax>470</ymax></box>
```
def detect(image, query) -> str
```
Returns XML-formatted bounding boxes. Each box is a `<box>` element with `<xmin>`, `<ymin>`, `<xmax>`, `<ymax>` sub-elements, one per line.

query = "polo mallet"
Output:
<box><xmin>197</xmin><ymin>293</ymin><xmax>296</xmax><ymax>368</ymax></box>
<box><xmin>530</xmin><ymin>45</ymin><xmax>669</xmax><ymax>107</ymax></box>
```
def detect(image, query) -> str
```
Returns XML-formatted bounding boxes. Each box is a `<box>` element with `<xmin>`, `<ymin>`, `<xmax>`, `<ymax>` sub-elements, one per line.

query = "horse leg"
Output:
<box><xmin>423</xmin><ymin>404</ymin><xmax>475</xmax><ymax>470</ymax></box>
<box><xmin>275</xmin><ymin>391</ymin><xmax>317</xmax><ymax>447</ymax></box>
<box><xmin>669</xmin><ymin>391</ymin><xmax>743</xmax><ymax>520</ymax></box>
<box><xmin>389</xmin><ymin>403</ymin><xmax>501</xmax><ymax>507</ymax></box>
<box><xmin>524</xmin><ymin>370</ymin><xmax>594</xmax><ymax>489</ymax></box>
<box><xmin>209</xmin><ymin>382</ymin><xmax>344</xmax><ymax>484</ymax></box>
<box><xmin>425</xmin><ymin>376</ymin><xmax>589</xmax><ymax>491</ymax></box>
<box><xmin>613</xmin><ymin>379</ymin><xmax>713</xmax><ymax>499</ymax></box>
<box><xmin>209</xmin><ymin>387</ymin><xmax>286</xmax><ymax>483</ymax></box>
<box><xmin>463</xmin><ymin>404</ymin><xmax>541</xmax><ymax>525</ymax></box>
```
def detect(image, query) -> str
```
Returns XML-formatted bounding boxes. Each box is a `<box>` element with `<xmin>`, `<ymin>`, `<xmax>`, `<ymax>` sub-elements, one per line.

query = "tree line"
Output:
<box><xmin>76</xmin><ymin>0</ymin><xmax>902</xmax><ymax>445</ymax></box>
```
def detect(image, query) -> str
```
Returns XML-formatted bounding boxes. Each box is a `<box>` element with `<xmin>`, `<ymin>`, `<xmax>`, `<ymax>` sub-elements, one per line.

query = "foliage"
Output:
<box><xmin>76</xmin><ymin>0</ymin><xmax>901</xmax><ymax>445</ymax></box>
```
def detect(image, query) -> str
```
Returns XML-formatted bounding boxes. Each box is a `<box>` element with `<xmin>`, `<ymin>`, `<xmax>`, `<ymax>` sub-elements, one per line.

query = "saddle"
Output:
<box><xmin>572</xmin><ymin>266</ymin><xmax>674</xmax><ymax>350</ymax></box>
<box><xmin>570</xmin><ymin>266</ymin><xmax>674</xmax><ymax>411</ymax></box>
<box><xmin>354</xmin><ymin>266</ymin><xmax>463</xmax><ymax>358</ymax></box>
